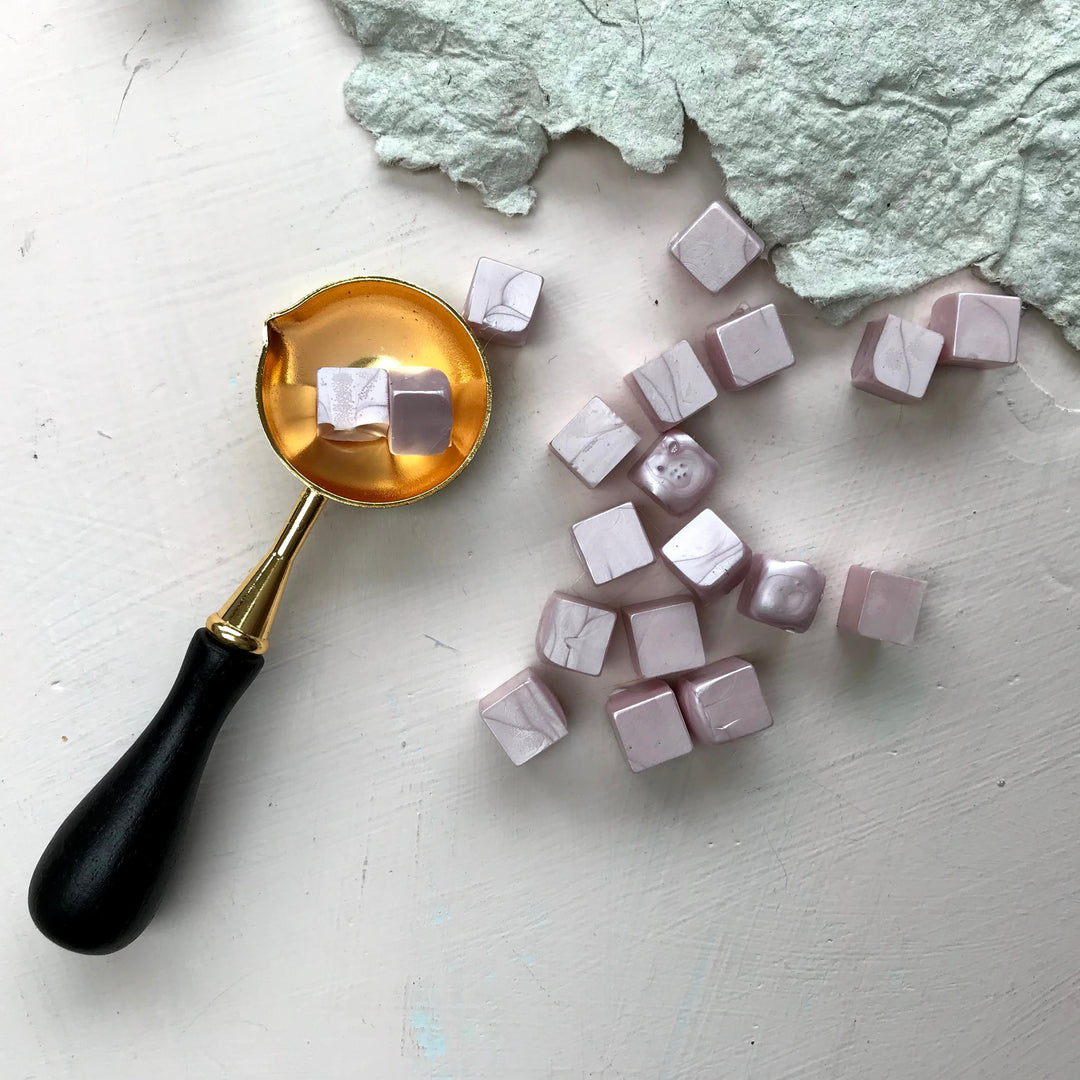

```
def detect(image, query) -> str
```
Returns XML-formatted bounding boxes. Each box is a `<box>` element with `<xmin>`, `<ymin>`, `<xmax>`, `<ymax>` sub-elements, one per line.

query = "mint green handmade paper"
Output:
<box><xmin>330</xmin><ymin>0</ymin><xmax>1080</xmax><ymax>346</ymax></box>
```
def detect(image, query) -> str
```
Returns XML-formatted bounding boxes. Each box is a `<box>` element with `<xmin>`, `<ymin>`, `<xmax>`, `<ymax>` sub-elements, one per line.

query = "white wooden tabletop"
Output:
<box><xmin>4</xmin><ymin>1</ymin><xmax>1079</xmax><ymax>1077</ymax></box>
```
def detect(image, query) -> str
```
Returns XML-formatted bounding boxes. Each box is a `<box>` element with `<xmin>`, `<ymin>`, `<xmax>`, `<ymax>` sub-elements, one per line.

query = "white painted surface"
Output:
<box><xmin>3</xmin><ymin>2</ymin><xmax>1080</xmax><ymax>1077</ymax></box>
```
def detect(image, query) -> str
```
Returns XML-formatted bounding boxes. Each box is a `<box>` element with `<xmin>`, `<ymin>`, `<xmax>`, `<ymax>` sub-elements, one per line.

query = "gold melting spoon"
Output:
<box><xmin>28</xmin><ymin>278</ymin><xmax>491</xmax><ymax>954</ymax></box>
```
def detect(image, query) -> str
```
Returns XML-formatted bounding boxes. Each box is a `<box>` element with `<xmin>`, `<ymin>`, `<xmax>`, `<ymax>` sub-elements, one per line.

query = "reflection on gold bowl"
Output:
<box><xmin>258</xmin><ymin>277</ymin><xmax>491</xmax><ymax>507</ymax></box>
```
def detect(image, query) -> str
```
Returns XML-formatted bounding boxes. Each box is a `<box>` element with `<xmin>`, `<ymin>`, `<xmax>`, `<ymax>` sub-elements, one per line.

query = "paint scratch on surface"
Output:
<box><xmin>424</xmin><ymin>634</ymin><xmax>460</xmax><ymax>652</ymax></box>
<box><xmin>165</xmin><ymin>48</ymin><xmax>188</xmax><ymax>74</ymax></box>
<box><xmin>114</xmin><ymin>60</ymin><xmax>150</xmax><ymax>132</ymax></box>
<box><xmin>122</xmin><ymin>23</ymin><xmax>150</xmax><ymax>67</ymax></box>
<box><xmin>18</xmin><ymin>230</ymin><xmax>34</xmax><ymax>257</ymax></box>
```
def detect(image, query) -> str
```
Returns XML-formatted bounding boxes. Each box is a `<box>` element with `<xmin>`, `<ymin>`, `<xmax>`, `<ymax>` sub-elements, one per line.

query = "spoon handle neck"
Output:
<box><xmin>206</xmin><ymin>487</ymin><xmax>326</xmax><ymax>654</ymax></box>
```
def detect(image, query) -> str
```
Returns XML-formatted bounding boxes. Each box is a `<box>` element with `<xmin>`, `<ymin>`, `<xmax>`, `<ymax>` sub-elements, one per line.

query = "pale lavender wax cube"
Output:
<box><xmin>668</xmin><ymin>200</ymin><xmax>765</xmax><ymax>293</ymax></box>
<box><xmin>704</xmin><ymin>304</ymin><xmax>796</xmax><ymax>391</ymax></box>
<box><xmin>628</xmin><ymin>430</ymin><xmax>719</xmax><ymax>516</ymax></box>
<box><xmin>928</xmin><ymin>292</ymin><xmax>1021</xmax><ymax>368</ymax></box>
<box><xmin>388</xmin><ymin>368</ymin><xmax>453</xmax><ymax>456</ymax></box>
<box><xmin>738</xmin><ymin>554</ymin><xmax>826</xmax><ymax>633</ymax></box>
<box><xmin>625</xmin><ymin>341</ymin><xmax>718</xmax><ymax>431</ymax></box>
<box><xmin>549</xmin><ymin>396</ymin><xmax>641</xmax><ymax>488</ymax></box>
<box><xmin>479</xmin><ymin>668</ymin><xmax>568</xmax><ymax>765</ymax></box>
<box><xmin>463</xmin><ymin>257</ymin><xmax>543</xmax><ymax>346</ymax></box>
<box><xmin>674</xmin><ymin>657</ymin><xmax>773</xmax><ymax>744</ymax></box>
<box><xmin>660</xmin><ymin>509</ymin><xmax>751</xmax><ymax>601</ymax></box>
<box><xmin>571</xmin><ymin>502</ymin><xmax>655</xmax><ymax>585</ymax></box>
<box><xmin>837</xmin><ymin>566</ymin><xmax>927</xmax><ymax>645</ymax></box>
<box><xmin>850</xmin><ymin>315</ymin><xmax>944</xmax><ymax>404</ymax></box>
<box><xmin>622</xmin><ymin>595</ymin><xmax>705</xmax><ymax>678</ymax></box>
<box><xmin>536</xmin><ymin>592</ymin><xmax>618</xmax><ymax>676</ymax></box>
<box><xmin>606</xmin><ymin>680</ymin><xmax>693</xmax><ymax>772</ymax></box>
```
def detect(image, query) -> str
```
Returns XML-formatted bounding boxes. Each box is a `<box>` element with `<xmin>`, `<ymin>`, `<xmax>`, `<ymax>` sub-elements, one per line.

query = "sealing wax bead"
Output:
<box><xmin>479</xmin><ymin>668</ymin><xmax>568</xmax><ymax>765</ymax></box>
<box><xmin>388</xmin><ymin>368</ymin><xmax>453</xmax><ymax>456</ymax></box>
<box><xmin>669</xmin><ymin>200</ymin><xmax>765</xmax><ymax>293</ymax></box>
<box><xmin>704</xmin><ymin>303</ymin><xmax>795</xmax><ymax>391</ymax></box>
<box><xmin>837</xmin><ymin>566</ymin><xmax>927</xmax><ymax>645</ymax></box>
<box><xmin>536</xmin><ymin>592</ymin><xmax>618</xmax><ymax>676</ymax></box>
<box><xmin>628</xmin><ymin>430</ymin><xmax>718</xmax><ymax>516</ymax></box>
<box><xmin>549</xmin><ymin>397</ymin><xmax>641</xmax><ymax>488</ymax></box>
<box><xmin>463</xmin><ymin>257</ymin><xmax>543</xmax><ymax>346</ymax></box>
<box><xmin>606</xmin><ymin>680</ymin><xmax>693</xmax><ymax>772</ymax></box>
<box><xmin>661</xmin><ymin>509</ymin><xmax>751</xmax><ymax>601</ymax></box>
<box><xmin>315</xmin><ymin>366</ymin><xmax>390</xmax><ymax>442</ymax></box>
<box><xmin>625</xmin><ymin>340</ymin><xmax>718</xmax><ymax>430</ymax></box>
<box><xmin>622</xmin><ymin>595</ymin><xmax>706</xmax><ymax>678</ymax></box>
<box><xmin>928</xmin><ymin>292</ymin><xmax>1021</xmax><ymax>368</ymax></box>
<box><xmin>570</xmin><ymin>502</ymin><xmax>655</xmax><ymax>585</ymax></box>
<box><xmin>737</xmin><ymin>554</ymin><xmax>826</xmax><ymax>633</ymax></box>
<box><xmin>674</xmin><ymin>657</ymin><xmax>773</xmax><ymax>744</ymax></box>
<box><xmin>850</xmin><ymin>315</ymin><xmax>943</xmax><ymax>404</ymax></box>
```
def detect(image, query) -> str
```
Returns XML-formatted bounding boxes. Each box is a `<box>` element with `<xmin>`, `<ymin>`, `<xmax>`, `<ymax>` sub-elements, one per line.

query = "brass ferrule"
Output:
<box><xmin>206</xmin><ymin>487</ymin><xmax>326</xmax><ymax>654</ymax></box>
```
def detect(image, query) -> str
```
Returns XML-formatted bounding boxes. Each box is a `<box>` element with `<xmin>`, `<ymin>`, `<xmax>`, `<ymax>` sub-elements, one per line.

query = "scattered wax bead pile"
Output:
<box><xmin>471</xmin><ymin>205</ymin><xmax>1022</xmax><ymax>770</ymax></box>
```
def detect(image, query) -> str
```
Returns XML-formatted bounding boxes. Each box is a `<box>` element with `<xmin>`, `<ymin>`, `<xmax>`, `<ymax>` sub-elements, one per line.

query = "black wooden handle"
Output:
<box><xmin>28</xmin><ymin>629</ymin><xmax>264</xmax><ymax>954</ymax></box>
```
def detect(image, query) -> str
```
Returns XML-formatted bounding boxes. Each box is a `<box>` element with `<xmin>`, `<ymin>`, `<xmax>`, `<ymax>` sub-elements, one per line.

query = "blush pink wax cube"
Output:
<box><xmin>622</xmin><ymin>595</ymin><xmax>706</xmax><ymax>678</ymax></box>
<box><xmin>704</xmin><ymin>303</ymin><xmax>796</xmax><ymax>391</ymax></box>
<box><xmin>668</xmin><ymin>200</ymin><xmax>765</xmax><ymax>293</ymax></box>
<box><xmin>850</xmin><ymin>315</ymin><xmax>944</xmax><ymax>403</ymax></box>
<box><xmin>674</xmin><ymin>657</ymin><xmax>773</xmax><ymax>744</ymax></box>
<box><xmin>388</xmin><ymin>368</ymin><xmax>453</xmax><ymax>456</ymax></box>
<box><xmin>625</xmin><ymin>340</ymin><xmax>718</xmax><ymax>431</ymax></box>
<box><xmin>928</xmin><ymin>292</ymin><xmax>1021</xmax><ymax>368</ymax></box>
<box><xmin>536</xmin><ymin>591</ymin><xmax>618</xmax><ymax>676</ymax></box>
<box><xmin>463</xmin><ymin>257</ymin><xmax>543</xmax><ymax>346</ymax></box>
<box><xmin>479</xmin><ymin>668</ymin><xmax>568</xmax><ymax>765</ymax></box>
<box><xmin>628</xmin><ymin>430</ymin><xmax>719</xmax><ymax>516</ymax></box>
<box><xmin>606</xmin><ymin>680</ymin><xmax>693</xmax><ymax>772</ymax></box>
<box><xmin>837</xmin><ymin>566</ymin><xmax>927</xmax><ymax>645</ymax></box>
<box><xmin>571</xmin><ymin>502</ymin><xmax>655</xmax><ymax>585</ymax></box>
<box><xmin>661</xmin><ymin>508</ymin><xmax>751</xmax><ymax>601</ymax></box>
<box><xmin>738</xmin><ymin>554</ymin><xmax>826</xmax><ymax>633</ymax></box>
<box><xmin>549</xmin><ymin>396</ymin><xmax>641</xmax><ymax>489</ymax></box>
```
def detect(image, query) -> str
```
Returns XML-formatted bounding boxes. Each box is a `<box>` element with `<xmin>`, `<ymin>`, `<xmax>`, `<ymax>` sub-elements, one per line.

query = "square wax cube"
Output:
<box><xmin>661</xmin><ymin>508</ymin><xmax>751</xmax><ymax>601</ymax></box>
<box><xmin>737</xmin><ymin>554</ymin><xmax>826</xmax><ymax>633</ymax></box>
<box><xmin>549</xmin><ymin>396</ymin><xmax>641</xmax><ymax>488</ymax></box>
<box><xmin>628</xmin><ymin>430</ymin><xmax>719</xmax><ymax>516</ymax></box>
<box><xmin>571</xmin><ymin>502</ymin><xmax>655</xmax><ymax>585</ymax></box>
<box><xmin>625</xmin><ymin>340</ymin><xmax>718</xmax><ymax>430</ymax></box>
<box><xmin>668</xmin><ymin>200</ymin><xmax>765</xmax><ymax>293</ymax></box>
<box><xmin>928</xmin><ymin>292</ymin><xmax>1021</xmax><ymax>368</ymax></box>
<box><xmin>704</xmin><ymin>303</ymin><xmax>796</xmax><ymax>391</ymax></box>
<box><xmin>606</xmin><ymin>680</ymin><xmax>693</xmax><ymax>772</ymax></box>
<box><xmin>850</xmin><ymin>315</ymin><xmax>944</xmax><ymax>403</ymax></box>
<box><xmin>463</xmin><ymin>257</ymin><xmax>543</xmax><ymax>345</ymax></box>
<box><xmin>316</xmin><ymin>366</ymin><xmax>390</xmax><ymax>442</ymax></box>
<box><xmin>479</xmin><ymin>668</ymin><xmax>568</xmax><ymax>765</ymax></box>
<box><xmin>837</xmin><ymin>566</ymin><xmax>927</xmax><ymax>645</ymax></box>
<box><xmin>674</xmin><ymin>657</ymin><xmax>773</xmax><ymax>744</ymax></box>
<box><xmin>536</xmin><ymin>592</ymin><xmax>618</xmax><ymax>676</ymax></box>
<box><xmin>622</xmin><ymin>595</ymin><xmax>706</xmax><ymax>678</ymax></box>
<box><xmin>388</xmin><ymin>368</ymin><xmax>453</xmax><ymax>456</ymax></box>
